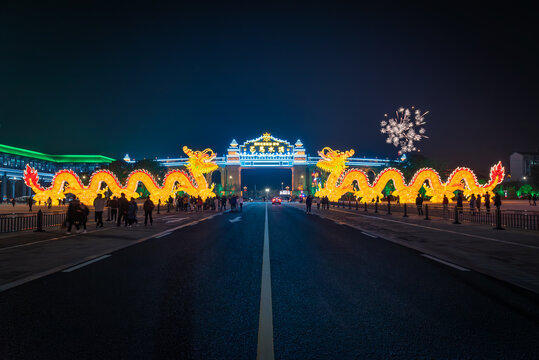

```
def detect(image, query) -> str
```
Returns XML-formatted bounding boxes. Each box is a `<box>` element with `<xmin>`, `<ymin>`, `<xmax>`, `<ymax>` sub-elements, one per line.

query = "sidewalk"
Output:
<box><xmin>290</xmin><ymin>203</ymin><xmax>539</xmax><ymax>294</ymax></box>
<box><xmin>0</xmin><ymin>209</ymin><xmax>225</xmax><ymax>292</ymax></box>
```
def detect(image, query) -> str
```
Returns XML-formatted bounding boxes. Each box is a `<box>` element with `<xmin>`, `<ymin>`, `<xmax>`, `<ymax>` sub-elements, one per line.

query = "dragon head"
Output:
<box><xmin>316</xmin><ymin>147</ymin><xmax>355</xmax><ymax>174</ymax></box>
<box><xmin>183</xmin><ymin>146</ymin><xmax>218</xmax><ymax>175</ymax></box>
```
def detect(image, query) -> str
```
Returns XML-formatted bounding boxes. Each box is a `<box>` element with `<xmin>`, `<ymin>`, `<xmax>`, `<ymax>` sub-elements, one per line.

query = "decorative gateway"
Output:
<box><xmin>315</xmin><ymin>147</ymin><xmax>505</xmax><ymax>203</ymax></box>
<box><xmin>24</xmin><ymin>146</ymin><xmax>218</xmax><ymax>205</ymax></box>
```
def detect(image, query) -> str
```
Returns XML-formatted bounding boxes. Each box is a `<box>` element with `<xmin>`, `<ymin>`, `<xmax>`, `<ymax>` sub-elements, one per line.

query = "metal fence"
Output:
<box><xmin>328</xmin><ymin>200</ymin><xmax>539</xmax><ymax>231</ymax></box>
<box><xmin>0</xmin><ymin>211</ymin><xmax>68</xmax><ymax>233</ymax></box>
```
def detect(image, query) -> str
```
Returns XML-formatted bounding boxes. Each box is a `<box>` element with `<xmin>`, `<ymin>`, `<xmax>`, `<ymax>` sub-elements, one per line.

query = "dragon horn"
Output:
<box><xmin>202</xmin><ymin>148</ymin><xmax>215</xmax><ymax>156</ymax></box>
<box><xmin>183</xmin><ymin>146</ymin><xmax>193</xmax><ymax>156</ymax></box>
<box><xmin>318</xmin><ymin>147</ymin><xmax>333</xmax><ymax>157</ymax></box>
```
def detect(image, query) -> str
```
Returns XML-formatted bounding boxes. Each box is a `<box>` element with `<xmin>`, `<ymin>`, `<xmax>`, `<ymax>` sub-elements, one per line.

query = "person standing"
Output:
<box><xmin>127</xmin><ymin>197</ymin><xmax>138</xmax><ymax>226</ymax></box>
<box><xmin>476</xmin><ymin>194</ymin><xmax>481</xmax><ymax>213</ymax></box>
<box><xmin>27</xmin><ymin>196</ymin><xmax>33</xmax><ymax>212</ymax></box>
<box><xmin>109</xmin><ymin>196</ymin><xmax>118</xmax><ymax>222</ymax></box>
<box><xmin>415</xmin><ymin>194</ymin><xmax>423</xmax><ymax>215</ymax></box>
<box><xmin>484</xmin><ymin>192</ymin><xmax>491</xmax><ymax>213</ymax></box>
<box><xmin>306</xmin><ymin>195</ymin><xmax>313</xmax><ymax>214</ymax></box>
<box><xmin>238</xmin><ymin>195</ymin><xmax>243</xmax><ymax>212</ymax></box>
<box><xmin>93</xmin><ymin>194</ymin><xmax>106</xmax><ymax>228</ymax></box>
<box><xmin>12</xmin><ymin>198</ymin><xmax>16</xmax><ymax>207</ymax></box>
<box><xmin>47</xmin><ymin>197</ymin><xmax>52</xmax><ymax>209</ymax></box>
<box><xmin>221</xmin><ymin>195</ymin><xmax>227</xmax><ymax>210</ymax></box>
<box><xmin>79</xmin><ymin>201</ymin><xmax>89</xmax><ymax>233</ymax></box>
<box><xmin>456</xmin><ymin>192</ymin><xmax>464</xmax><ymax>213</ymax></box>
<box><xmin>197</xmin><ymin>196</ymin><xmax>203</xmax><ymax>212</ymax></box>
<box><xmin>469</xmin><ymin>194</ymin><xmax>476</xmax><ymax>215</ymax></box>
<box><xmin>533</xmin><ymin>194</ymin><xmax>537</xmax><ymax>206</ymax></box>
<box><xmin>66</xmin><ymin>197</ymin><xmax>81</xmax><ymax>234</ymax></box>
<box><xmin>213</xmin><ymin>196</ymin><xmax>219</xmax><ymax>211</ymax></box>
<box><xmin>442</xmin><ymin>194</ymin><xmax>448</xmax><ymax>215</ymax></box>
<box><xmin>143</xmin><ymin>197</ymin><xmax>155</xmax><ymax>226</ymax></box>
<box><xmin>316</xmin><ymin>197</ymin><xmax>320</xmax><ymax>210</ymax></box>
<box><xmin>117</xmin><ymin>193</ymin><xmax>129</xmax><ymax>227</ymax></box>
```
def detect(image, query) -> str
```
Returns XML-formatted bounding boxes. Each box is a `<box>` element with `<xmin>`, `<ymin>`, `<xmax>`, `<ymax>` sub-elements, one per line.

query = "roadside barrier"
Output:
<box><xmin>326</xmin><ymin>201</ymin><xmax>539</xmax><ymax>231</ymax></box>
<box><xmin>0</xmin><ymin>210</ymin><xmax>68</xmax><ymax>233</ymax></box>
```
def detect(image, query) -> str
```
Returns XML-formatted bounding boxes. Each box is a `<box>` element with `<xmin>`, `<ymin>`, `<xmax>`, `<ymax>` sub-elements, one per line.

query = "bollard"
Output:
<box><xmin>34</xmin><ymin>210</ymin><xmax>45</xmax><ymax>232</ymax></box>
<box><xmin>403</xmin><ymin>204</ymin><xmax>408</xmax><ymax>217</ymax></box>
<box><xmin>494</xmin><ymin>207</ymin><xmax>505</xmax><ymax>230</ymax></box>
<box><xmin>375</xmin><ymin>202</ymin><xmax>378</xmax><ymax>213</ymax></box>
<box><xmin>453</xmin><ymin>206</ymin><xmax>460</xmax><ymax>224</ymax></box>
<box><xmin>364</xmin><ymin>202</ymin><xmax>368</xmax><ymax>212</ymax></box>
<box><xmin>424</xmin><ymin>204</ymin><xmax>430</xmax><ymax>220</ymax></box>
<box><xmin>387</xmin><ymin>202</ymin><xmax>391</xmax><ymax>215</ymax></box>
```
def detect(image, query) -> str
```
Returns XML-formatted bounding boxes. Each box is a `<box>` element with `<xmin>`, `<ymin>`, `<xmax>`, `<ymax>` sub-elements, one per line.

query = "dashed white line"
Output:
<box><xmin>257</xmin><ymin>202</ymin><xmax>274</xmax><ymax>360</ymax></box>
<box><xmin>62</xmin><ymin>255</ymin><xmax>111</xmax><ymax>273</ymax></box>
<box><xmin>360</xmin><ymin>231</ymin><xmax>377</xmax><ymax>238</ymax></box>
<box><xmin>421</xmin><ymin>254</ymin><xmax>470</xmax><ymax>271</ymax></box>
<box><xmin>330</xmin><ymin>208</ymin><xmax>539</xmax><ymax>250</ymax></box>
<box><xmin>154</xmin><ymin>232</ymin><xmax>172</xmax><ymax>238</ymax></box>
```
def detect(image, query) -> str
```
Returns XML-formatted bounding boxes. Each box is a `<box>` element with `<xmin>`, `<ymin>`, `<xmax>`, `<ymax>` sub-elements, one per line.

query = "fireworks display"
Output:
<box><xmin>380</xmin><ymin>107</ymin><xmax>428</xmax><ymax>155</ymax></box>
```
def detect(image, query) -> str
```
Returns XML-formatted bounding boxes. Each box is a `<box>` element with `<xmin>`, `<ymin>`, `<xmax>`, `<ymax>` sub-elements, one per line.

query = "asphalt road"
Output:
<box><xmin>1</xmin><ymin>203</ymin><xmax>538</xmax><ymax>359</ymax></box>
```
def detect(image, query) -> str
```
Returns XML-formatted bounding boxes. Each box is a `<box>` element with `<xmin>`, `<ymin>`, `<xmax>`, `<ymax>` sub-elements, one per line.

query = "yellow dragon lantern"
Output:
<box><xmin>315</xmin><ymin>147</ymin><xmax>505</xmax><ymax>203</ymax></box>
<box><xmin>24</xmin><ymin>146</ymin><xmax>218</xmax><ymax>205</ymax></box>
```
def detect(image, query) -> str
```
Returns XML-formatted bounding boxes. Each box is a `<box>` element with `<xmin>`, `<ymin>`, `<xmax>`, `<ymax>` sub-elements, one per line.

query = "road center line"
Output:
<box><xmin>421</xmin><ymin>254</ymin><xmax>470</xmax><ymax>271</ymax></box>
<box><xmin>62</xmin><ymin>255</ymin><xmax>111</xmax><ymax>273</ymax></box>
<box><xmin>257</xmin><ymin>202</ymin><xmax>274</xmax><ymax>360</ymax></box>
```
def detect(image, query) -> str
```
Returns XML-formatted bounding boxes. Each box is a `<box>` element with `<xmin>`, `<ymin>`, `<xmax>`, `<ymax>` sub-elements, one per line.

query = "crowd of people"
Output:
<box><xmin>302</xmin><ymin>192</ymin><xmax>505</xmax><ymax>216</ymax></box>
<box><xmin>59</xmin><ymin>193</ymin><xmax>248</xmax><ymax>235</ymax></box>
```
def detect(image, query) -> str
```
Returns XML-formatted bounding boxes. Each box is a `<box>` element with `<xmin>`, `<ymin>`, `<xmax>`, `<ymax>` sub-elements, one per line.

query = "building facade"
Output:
<box><xmin>510</xmin><ymin>152</ymin><xmax>539</xmax><ymax>181</ymax></box>
<box><xmin>126</xmin><ymin>133</ymin><xmax>399</xmax><ymax>196</ymax></box>
<box><xmin>0</xmin><ymin>144</ymin><xmax>115</xmax><ymax>201</ymax></box>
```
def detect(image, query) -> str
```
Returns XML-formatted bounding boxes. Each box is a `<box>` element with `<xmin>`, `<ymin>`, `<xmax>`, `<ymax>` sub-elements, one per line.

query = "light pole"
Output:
<box><xmin>281</xmin><ymin>182</ymin><xmax>284</xmax><ymax>190</ymax></box>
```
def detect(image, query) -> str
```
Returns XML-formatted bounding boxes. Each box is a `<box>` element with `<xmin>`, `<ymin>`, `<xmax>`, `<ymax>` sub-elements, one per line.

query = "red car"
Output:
<box><xmin>272</xmin><ymin>197</ymin><xmax>282</xmax><ymax>205</ymax></box>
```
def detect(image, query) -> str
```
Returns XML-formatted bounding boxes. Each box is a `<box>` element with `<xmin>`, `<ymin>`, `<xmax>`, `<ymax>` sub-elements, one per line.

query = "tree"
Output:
<box><xmin>101</xmin><ymin>160</ymin><xmax>133</xmax><ymax>184</ymax></box>
<box><xmin>133</xmin><ymin>159</ymin><xmax>167</xmax><ymax>181</ymax></box>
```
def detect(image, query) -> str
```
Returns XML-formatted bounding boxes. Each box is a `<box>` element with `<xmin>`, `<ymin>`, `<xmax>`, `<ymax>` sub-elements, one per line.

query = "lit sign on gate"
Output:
<box><xmin>240</xmin><ymin>132</ymin><xmax>292</xmax><ymax>155</ymax></box>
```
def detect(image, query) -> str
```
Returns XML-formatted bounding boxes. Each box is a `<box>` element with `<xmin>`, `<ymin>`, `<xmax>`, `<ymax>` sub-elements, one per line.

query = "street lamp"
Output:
<box><xmin>281</xmin><ymin>182</ymin><xmax>284</xmax><ymax>190</ymax></box>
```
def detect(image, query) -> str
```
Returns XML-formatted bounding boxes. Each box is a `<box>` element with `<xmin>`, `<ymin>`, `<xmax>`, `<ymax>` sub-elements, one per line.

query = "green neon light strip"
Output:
<box><xmin>0</xmin><ymin>144</ymin><xmax>115</xmax><ymax>163</ymax></box>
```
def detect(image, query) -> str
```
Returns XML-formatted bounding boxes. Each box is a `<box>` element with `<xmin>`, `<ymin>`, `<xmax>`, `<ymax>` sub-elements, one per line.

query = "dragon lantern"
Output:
<box><xmin>315</xmin><ymin>147</ymin><xmax>504</xmax><ymax>203</ymax></box>
<box><xmin>24</xmin><ymin>146</ymin><xmax>218</xmax><ymax>205</ymax></box>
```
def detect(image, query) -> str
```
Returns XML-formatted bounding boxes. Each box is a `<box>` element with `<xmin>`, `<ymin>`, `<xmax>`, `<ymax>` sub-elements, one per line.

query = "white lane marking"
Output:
<box><xmin>166</xmin><ymin>217</ymin><xmax>189</xmax><ymax>224</ymax></box>
<box><xmin>361</xmin><ymin>231</ymin><xmax>377</xmax><ymax>238</ymax></box>
<box><xmin>62</xmin><ymin>255</ymin><xmax>111</xmax><ymax>273</ymax></box>
<box><xmin>154</xmin><ymin>232</ymin><xmax>172</xmax><ymax>238</ymax></box>
<box><xmin>257</xmin><ymin>202</ymin><xmax>274</xmax><ymax>360</ymax></box>
<box><xmin>421</xmin><ymin>254</ymin><xmax>470</xmax><ymax>271</ymax></box>
<box><xmin>0</xmin><ymin>227</ymin><xmax>110</xmax><ymax>252</ymax></box>
<box><xmin>0</xmin><ymin>214</ymin><xmax>218</xmax><ymax>293</ymax></box>
<box><xmin>330</xmin><ymin>208</ymin><xmax>539</xmax><ymax>250</ymax></box>
<box><xmin>229</xmin><ymin>216</ymin><xmax>242</xmax><ymax>223</ymax></box>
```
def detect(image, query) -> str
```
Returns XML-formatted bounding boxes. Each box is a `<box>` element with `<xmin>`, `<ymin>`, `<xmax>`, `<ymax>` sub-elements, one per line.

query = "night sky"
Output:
<box><xmin>1</xmin><ymin>2</ymin><xmax>538</xmax><ymax>170</ymax></box>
